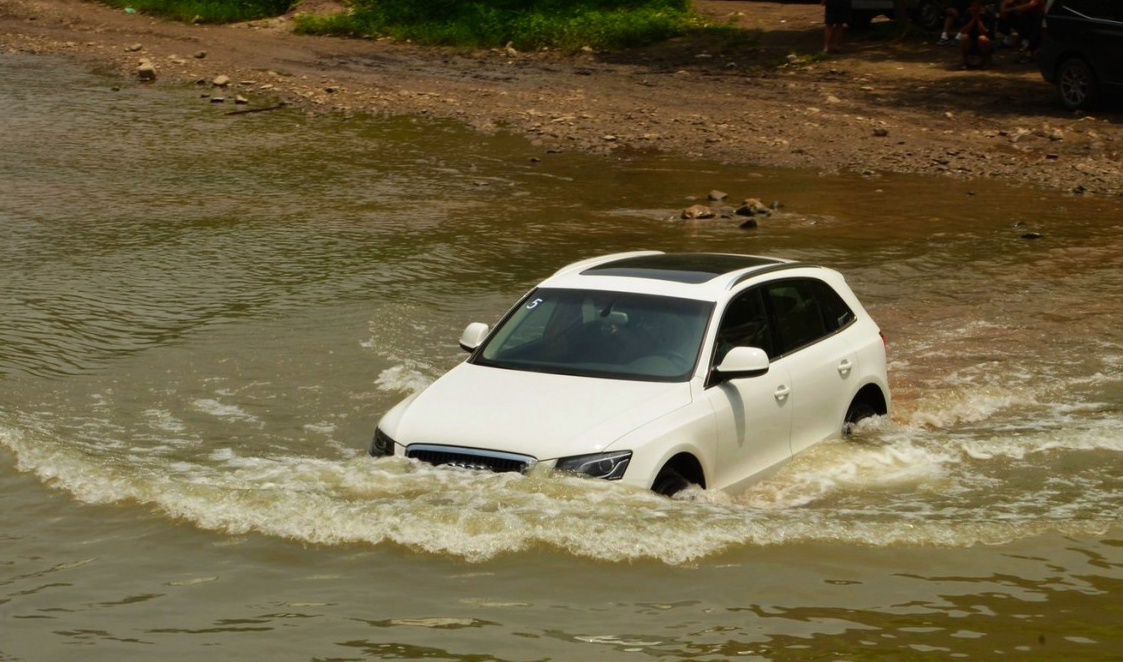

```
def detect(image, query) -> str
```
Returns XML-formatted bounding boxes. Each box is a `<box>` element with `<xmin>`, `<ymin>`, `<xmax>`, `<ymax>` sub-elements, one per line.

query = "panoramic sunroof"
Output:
<box><xmin>581</xmin><ymin>254</ymin><xmax>782</xmax><ymax>284</ymax></box>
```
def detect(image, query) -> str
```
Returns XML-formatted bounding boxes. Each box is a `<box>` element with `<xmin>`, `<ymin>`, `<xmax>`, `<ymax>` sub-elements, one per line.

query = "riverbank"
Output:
<box><xmin>2</xmin><ymin>0</ymin><xmax>1120</xmax><ymax>196</ymax></box>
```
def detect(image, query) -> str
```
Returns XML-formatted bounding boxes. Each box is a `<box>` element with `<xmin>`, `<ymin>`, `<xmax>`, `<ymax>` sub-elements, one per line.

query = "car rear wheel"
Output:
<box><xmin>843</xmin><ymin>399</ymin><xmax>878</xmax><ymax>436</ymax></box>
<box><xmin>1056</xmin><ymin>57</ymin><xmax>1099</xmax><ymax>110</ymax></box>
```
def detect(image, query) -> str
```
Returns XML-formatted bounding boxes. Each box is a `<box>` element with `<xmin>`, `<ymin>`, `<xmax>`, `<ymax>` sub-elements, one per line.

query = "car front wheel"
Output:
<box><xmin>652</xmin><ymin>466</ymin><xmax>690</xmax><ymax>497</ymax></box>
<box><xmin>1056</xmin><ymin>57</ymin><xmax>1098</xmax><ymax>110</ymax></box>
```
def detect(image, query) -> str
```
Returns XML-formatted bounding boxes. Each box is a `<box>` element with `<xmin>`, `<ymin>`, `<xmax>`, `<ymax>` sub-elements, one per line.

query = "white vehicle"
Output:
<box><xmin>370</xmin><ymin>252</ymin><xmax>890</xmax><ymax>496</ymax></box>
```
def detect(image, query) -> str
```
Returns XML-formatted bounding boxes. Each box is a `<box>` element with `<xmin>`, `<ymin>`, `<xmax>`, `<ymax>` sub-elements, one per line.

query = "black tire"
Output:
<box><xmin>652</xmin><ymin>466</ymin><xmax>690</xmax><ymax>497</ymax></box>
<box><xmin>843</xmin><ymin>400</ymin><xmax>877</xmax><ymax>436</ymax></box>
<box><xmin>849</xmin><ymin>11</ymin><xmax>875</xmax><ymax>31</ymax></box>
<box><xmin>914</xmin><ymin>0</ymin><xmax>945</xmax><ymax>32</ymax></box>
<box><xmin>1056</xmin><ymin>57</ymin><xmax>1098</xmax><ymax>111</ymax></box>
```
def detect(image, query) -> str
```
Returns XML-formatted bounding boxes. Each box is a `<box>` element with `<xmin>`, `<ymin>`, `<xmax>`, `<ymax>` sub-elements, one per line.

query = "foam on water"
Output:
<box><xmin>3</xmin><ymin>396</ymin><xmax>1119</xmax><ymax>565</ymax></box>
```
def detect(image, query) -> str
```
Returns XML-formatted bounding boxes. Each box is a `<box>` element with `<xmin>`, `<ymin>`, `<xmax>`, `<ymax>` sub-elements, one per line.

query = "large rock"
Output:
<box><xmin>681</xmin><ymin>204</ymin><xmax>716</xmax><ymax>220</ymax></box>
<box><xmin>136</xmin><ymin>59</ymin><xmax>156</xmax><ymax>81</ymax></box>
<box><xmin>735</xmin><ymin>198</ymin><xmax>771</xmax><ymax>216</ymax></box>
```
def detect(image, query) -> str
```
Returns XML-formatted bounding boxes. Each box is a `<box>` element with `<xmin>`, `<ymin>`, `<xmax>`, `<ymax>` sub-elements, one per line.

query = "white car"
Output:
<box><xmin>371</xmin><ymin>252</ymin><xmax>890</xmax><ymax>495</ymax></box>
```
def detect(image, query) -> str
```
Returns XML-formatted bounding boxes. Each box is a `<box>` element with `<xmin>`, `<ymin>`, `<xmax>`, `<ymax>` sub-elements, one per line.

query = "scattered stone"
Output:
<box><xmin>125</xmin><ymin>43</ymin><xmax>143</xmax><ymax>52</ymax></box>
<box><xmin>1073</xmin><ymin>184</ymin><xmax>1087</xmax><ymax>195</ymax></box>
<box><xmin>739</xmin><ymin>218</ymin><xmax>759</xmax><ymax>230</ymax></box>
<box><xmin>708</xmin><ymin>189</ymin><xmax>728</xmax><ymax>202</ymax></box>
<box><xmin>736</xmin><ymin>198</ymin><xmax>771</xmax><ymax>216</ymax></box>
<box><xmin>136</xmin><ymin>59</ymin><xmax>156</xmax><ymax>81</ymax></box>
<box><xmin>234</xmin><ymin>95</ymin><xmax>249</xmax><ymax>105</ymax></box>
<box><xmin>212</xmin><ymin>75</ymin><xmax>231</xmax><ymax>88</ymax></box>
<box><xmin>873</xmin><ymin>127</ymin><xmax>889</xmax><ymax>137</ymax></box>
<box><xmin>681</xmin><ymin>204</ymin><xmax>716</xmax><ymax>220</ymax></box>
<box><xmin>193</xmin><ymin>51</ymin><xmax>206</xmax><ymax>59</ymax></box>
<box><xmin>210</xmin><ymin>95</ymin><xmax>225</xmax><ymax>103</ymax></box>
<box><xmin>603</xmin><ymin>135</ymin><xmax>617</xmax><ymax>141</ymax></box>
<box><xmin>1021</xmin><ymin>232</ymin><xmax>1043</xmax><ymax>240</ymax></box>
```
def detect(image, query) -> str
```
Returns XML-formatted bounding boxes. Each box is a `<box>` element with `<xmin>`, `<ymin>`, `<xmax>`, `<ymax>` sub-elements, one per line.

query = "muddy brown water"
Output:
<box><xmin>1</xmin><ymin>53</ymin><xmax>1121</xmax><ymax>660</ymax></box>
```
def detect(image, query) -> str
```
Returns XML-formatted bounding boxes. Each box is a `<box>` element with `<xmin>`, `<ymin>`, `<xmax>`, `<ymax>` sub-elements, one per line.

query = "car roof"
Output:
<box><xmin>537</xmin><ymin>251</ymin><xmax>824</xmax><ymax>301</ymax></box>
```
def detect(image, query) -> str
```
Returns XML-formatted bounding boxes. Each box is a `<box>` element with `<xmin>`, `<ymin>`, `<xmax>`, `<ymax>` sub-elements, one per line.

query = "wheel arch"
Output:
<box><xmin>849</xmin><ymin>382</ymin><xmax>889</xmax><ymax>417</ymax></box>
<box><xmin>653</xmin><ymin>452</ymin><xmax>706</xmax><ymax>491</ymax></box>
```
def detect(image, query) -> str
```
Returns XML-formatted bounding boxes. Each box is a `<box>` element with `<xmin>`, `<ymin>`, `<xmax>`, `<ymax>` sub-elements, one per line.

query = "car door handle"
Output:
<box><xmin>838</xmin><ymin>359</ymin><xmax>853</xmax><ymax>376</ymax></box>
<box><xmin>774</xmin><ymin>385</ymin><xmax>791</xmax><ymax>401</ymax></box>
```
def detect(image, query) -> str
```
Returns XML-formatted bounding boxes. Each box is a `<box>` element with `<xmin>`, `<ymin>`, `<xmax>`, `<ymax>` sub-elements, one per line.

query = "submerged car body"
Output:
<box><xmin>371</xmin><ymin>252</ymin><xmax>890</xmax><ymax>495</ymax></box>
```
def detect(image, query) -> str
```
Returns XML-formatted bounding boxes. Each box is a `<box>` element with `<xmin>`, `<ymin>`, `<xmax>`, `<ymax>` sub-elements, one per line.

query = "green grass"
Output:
<box><xmin>97</xmin><ymin>0</ymin><xmax>294</xmax><ymax>24</ymax></box>
<box><xmin>292</xmin><ymin>0</ymin><xmax>715</xmax><ymax>52</ymax></box>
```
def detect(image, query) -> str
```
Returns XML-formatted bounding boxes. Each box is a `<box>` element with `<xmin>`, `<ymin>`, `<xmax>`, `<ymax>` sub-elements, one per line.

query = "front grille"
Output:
<box><xmin>405</xmin><ymin>444</ymin><xmax>536</xmax><ymax>474</ymax></box>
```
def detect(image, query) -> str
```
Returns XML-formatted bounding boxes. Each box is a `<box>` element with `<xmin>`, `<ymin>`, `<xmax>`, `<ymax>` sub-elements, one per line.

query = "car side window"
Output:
<box><xmin>765</xmin><ymin>278</ymin><xmax>854</xmax><ymax>355</ymax></box>
<box><xmin>1062</xmin><ymin>0</ymin><xmax>1119</xmax><ymax>20</ymax></box>
<box><xmin>715</xmin><ymin>287</ymin><xmax>773</xmax><ymax>362</ymax></box>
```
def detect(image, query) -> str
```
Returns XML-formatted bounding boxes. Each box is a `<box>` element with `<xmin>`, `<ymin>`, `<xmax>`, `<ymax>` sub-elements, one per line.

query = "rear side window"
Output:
<box><xmin>764</xmin><ymin>278</ymin><xmax>855</xmax><ymax>355</ymax></box>
<box><xmin>1057</xmin><ymin>0</ymin><xmax>1122</xmax><ymax>20</ymax></box>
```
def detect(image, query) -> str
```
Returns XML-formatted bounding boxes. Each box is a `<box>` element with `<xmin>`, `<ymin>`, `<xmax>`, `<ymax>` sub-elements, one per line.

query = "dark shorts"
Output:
<box><xmin>825</xmin><ymin>0</ymin><xmax>851</xmax><ymax>25</ymax></box>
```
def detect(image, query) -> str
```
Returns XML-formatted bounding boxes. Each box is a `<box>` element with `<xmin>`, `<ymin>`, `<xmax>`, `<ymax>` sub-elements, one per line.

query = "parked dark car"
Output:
<box><xmin>1036</xmin><ymin>0</ymin><xmax>1123</xmax><ymax>110</ymax></box>
<box><xmin>850</xmin><ymin>0</ymin><xmax>948</xmax><ymax>31</ymax></box>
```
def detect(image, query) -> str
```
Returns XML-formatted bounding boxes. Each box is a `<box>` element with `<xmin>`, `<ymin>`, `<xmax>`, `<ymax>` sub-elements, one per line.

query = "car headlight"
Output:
<box><xmin>555</xmin><ymin>451</ymin><xmax>631</xmax><ymax>480</ymax></box>
<box><xmin>369</xmin><ymin>427</ymin><xmax>396</xmax><ymax>457</ymax></box>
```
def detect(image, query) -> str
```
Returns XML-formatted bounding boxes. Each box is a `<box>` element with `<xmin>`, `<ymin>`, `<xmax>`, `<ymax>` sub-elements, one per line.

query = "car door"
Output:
<box><xmin>702</xmin><ymin>287</ymin><xmax>793</xmax><ymax>490</ymax></box>
<box><xmin>764</xmin><ymin>279</ymin><xmax>859</xmax><ymax>455</ymax></box>
<box><xmin>1090</xmin><ymin>0</ymin><xmax>1123</xmax><ymax>96</ymax></box>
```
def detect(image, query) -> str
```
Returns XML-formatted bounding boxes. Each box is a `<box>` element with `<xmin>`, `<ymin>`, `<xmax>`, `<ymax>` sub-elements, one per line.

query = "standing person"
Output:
<box><xmin>822</xmin><ymin>0</ymin><xmax>851</xmax><ymax>55</ymax></box>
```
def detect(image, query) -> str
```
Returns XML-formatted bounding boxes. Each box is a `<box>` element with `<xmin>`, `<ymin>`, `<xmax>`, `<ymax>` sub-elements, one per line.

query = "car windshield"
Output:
<box><xmin>474</xmin><ymin>288</ymin><xmax>713</xmax><ymax>381</ymax></box>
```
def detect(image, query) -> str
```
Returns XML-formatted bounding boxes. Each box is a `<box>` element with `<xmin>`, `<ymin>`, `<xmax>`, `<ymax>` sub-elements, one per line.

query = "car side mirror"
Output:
<box><xmin>459</xmin><ymin>322</ymin><xmax>490</xmax><ymax>352</ymax></box>
<box><xmin>713</xmin><ymin>346</ymin><xmax>770</xmax><ymax>382</ymax></box>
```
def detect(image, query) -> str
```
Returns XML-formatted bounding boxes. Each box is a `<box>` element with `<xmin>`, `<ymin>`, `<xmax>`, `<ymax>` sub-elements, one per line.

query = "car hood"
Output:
<box><xmin>390</xmin><ymin>362</ymin><xmax>693</xmax><ymax>460</ymax></box>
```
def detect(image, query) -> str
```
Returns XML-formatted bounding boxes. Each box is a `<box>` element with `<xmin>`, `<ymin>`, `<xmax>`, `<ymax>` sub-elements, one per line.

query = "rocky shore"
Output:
<box><xmin>2</xmin><ymin>0</ymin><xmax>1120</xmax><ymax>197</ymax></box>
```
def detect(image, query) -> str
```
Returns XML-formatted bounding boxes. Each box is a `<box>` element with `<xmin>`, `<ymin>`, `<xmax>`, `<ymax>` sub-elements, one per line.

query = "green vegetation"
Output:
<box><xmin>292</xmin><ymin>0</ymin><xmax>710</xmax><ymax>52</ymax></box>
<box><xmin>97</xmin><ymin>0</ymin><xmax>294</xmax><ymax>24</ymax></box>
<box><xmin>94</xmin><ymin>0</ymin><xmax>743</xmax><ymax>52</ymax></box>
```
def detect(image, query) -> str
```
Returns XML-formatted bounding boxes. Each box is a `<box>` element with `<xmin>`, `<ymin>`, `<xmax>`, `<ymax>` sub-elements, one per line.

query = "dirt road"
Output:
<box><xmin>2</xmin><ymin>0</ymin><xmax>1120</xmax><ymax>196</ymax></box>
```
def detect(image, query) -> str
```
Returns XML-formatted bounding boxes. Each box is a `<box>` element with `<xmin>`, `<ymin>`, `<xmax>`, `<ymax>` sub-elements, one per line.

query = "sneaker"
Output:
<box><xmin>937</xmin><ymin>35</ymin><xmax>953</xmax><ymax>46</ymax></box>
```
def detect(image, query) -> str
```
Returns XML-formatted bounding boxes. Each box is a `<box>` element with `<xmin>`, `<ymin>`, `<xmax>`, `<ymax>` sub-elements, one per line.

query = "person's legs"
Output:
<box><xmin>977</xmin><ymin>35</ymin><xmax>992</xmax><ymax>67</ymax></box>
<box><xmin>939</xmin><ymin>7</ymin><xmax>961</xmax><ymax>45</ymax></box>
<box><xmin>823</xmin><ymin>23</ymin><xmax>844</xmax><ymax>53</ymax></box>
<box><xmin>830</xmin><ymin>24</ymin><xmax>845</xmax><ymax>52</ymax></box>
